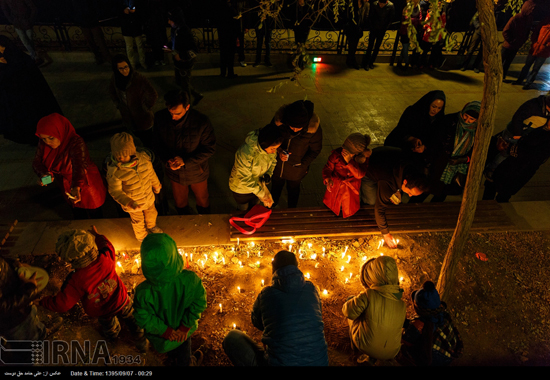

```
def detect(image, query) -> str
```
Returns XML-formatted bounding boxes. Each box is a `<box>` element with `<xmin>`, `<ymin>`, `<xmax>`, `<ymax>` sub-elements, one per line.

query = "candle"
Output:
<box><xmin>239</xmin><ymin>261</ymin><xmax>242</xmax><ymax>267</ymax></box>
<box><xmin>261</xmin><ymin>279</ymin><xmax>265</xmax><ymax>286</ymax></box>
<box><xmin>247</xmin><ymin>251</ymin><xmax>250</xmax><ymax>258</ymax></box>
<box><xmin>380</xmin><ymin>253</ymin><xmax>384</xmax><ymax>256</ymax></box>
<box><xmin>308</xmin><ymin>243</ymin><xmax>312</xmax><ymax>249</ymax></box>
<box><xmin>347</xmin><ymin>255</ymin><xmax>351</xmax><ymax>264</ymax></box>
<box><xmin>323</xmin><ymin>289</ymin><xmax>328</xmax><ymax>296</ymax></box>
<box><xmin>289</xmin><ymin>244</ymin><xmax>292</xmax><ymax>252</ymax></box>
<box><xmin>322</xmin><ymin>247</ymin><xmax>326</xmax><ymax>255</ymax></box>
<box><xmin>400</xmin><ymin>276</ymin><xmax>404</xmax><ymax>283</ymax></box>
<box><xmin>315</xmin><ymin>262</ymin><xmax>320</xmax><ymax>268</ymax></box>
<box><xmin>378</xmin><ymin>239</ymin><xmax>383</xmax><ymax>249</ymax></box>
<box><xmin>345</xmin><ymin>277</ymin><xmax>349</xmax><ymax>284</ymax></box>
<box><xmin>116</xmin><ymin>261</ymin><xmax>124</xmax><ymax>273</ymax></box>
<box><xmin>305</xmin><ymin>272</ymin><xmax>310</xmax><ymax>279</ymax></box>
<box><xmin>311</xmin><ymin>254</ymin><xmax>317</xmax><ymax>260</ymax></box>
<box><xmin>344</xmin><ymin>246</ymin><xmax>348</xmax><ymax>254</ymax></box>
<box><xmin>237</xmin><ymin>238</ymin><xmax>240</xmax><ymax>246</ymax></box>
<box><xmin>219</xmin><ymin>303</ymin><xmax>222</xmax><ymax>313</ymax></box>
<box><xmin>237</xmin><ymin>286</ymin><xmax>240</xmax><ymax>293</ymax></box>
<box><xmin>256</xmin><ymin>261</ymin><xmax>260</xmax><ymax>268</ymax></box>
<box><xmin>190</xmin><ymin>253</ymin><xmax>193</xmax><ymax>262</ymax></box>
<box><xmin>222</xmin><ymin>257</ymin><xmax>226</xmax><ymax>265</ymax></box>
<box><xmin>233</xmin><ymin>323</ymin><xmax>236</xmax><ymax>329</ymax></box>
<box><xmin>341</xmin><ymin>252</ymin><xmax>346</xmax><ymax>259</ymax></box>
<box><xmin>250</xmin><ymin>242</ymin><xmax>255</xmax><ymax>247</ymax></box>
<box><xmin>340</xmin><ymin>266</ymin><xmax>344</xmax><ymax>272</ymax></box>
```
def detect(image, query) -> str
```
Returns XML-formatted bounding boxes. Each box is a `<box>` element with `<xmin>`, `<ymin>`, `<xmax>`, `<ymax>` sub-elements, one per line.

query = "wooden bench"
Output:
<box><xmin>229</xmin><ymin>200</ymin><xmax>516</xmax><ymax>241</ymax></box>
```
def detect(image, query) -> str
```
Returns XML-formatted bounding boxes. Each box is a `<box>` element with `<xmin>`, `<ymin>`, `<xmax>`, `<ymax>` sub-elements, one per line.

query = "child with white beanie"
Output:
<box><xmin>106</xmin><ymin>132</ymin><xmax>163</xmax><ymax>241</ymax></box>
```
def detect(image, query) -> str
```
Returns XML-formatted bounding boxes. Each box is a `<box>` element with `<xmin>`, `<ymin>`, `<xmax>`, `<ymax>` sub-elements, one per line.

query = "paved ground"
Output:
<box><xmin>1</xmin><ymin>50</ymin><xmax>549</xmax><ymax>224</ymax></box>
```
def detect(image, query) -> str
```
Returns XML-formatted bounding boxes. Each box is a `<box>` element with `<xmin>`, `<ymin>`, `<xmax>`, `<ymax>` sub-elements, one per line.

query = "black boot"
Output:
<box><xmin>196</xmin><ymin>205</ymin><xmax>211</xmax><ymax>215</ymax></box>
<box><xmin>176</xmin><ymin>206</ymin><xmax>194</xmax><ymax>215</ymax></box>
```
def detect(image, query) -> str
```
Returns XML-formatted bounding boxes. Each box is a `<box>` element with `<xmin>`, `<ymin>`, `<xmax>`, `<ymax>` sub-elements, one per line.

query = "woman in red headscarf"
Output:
<box><xmin>32</xmin><ymin>113</ymin><xmax>106</xmax><ymax>219</ymax></box>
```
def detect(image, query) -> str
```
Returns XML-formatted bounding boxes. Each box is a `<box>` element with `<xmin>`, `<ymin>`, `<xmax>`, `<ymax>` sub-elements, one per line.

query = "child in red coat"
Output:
<box><xmin>322</xmin><ymin>133</ymin><xmax>371</xmax><ymax>218</ymax></box>
<box><xmin>39</xmin><ymin>227</ymin><xmax>146</xmax><ymax>351</ymax></box>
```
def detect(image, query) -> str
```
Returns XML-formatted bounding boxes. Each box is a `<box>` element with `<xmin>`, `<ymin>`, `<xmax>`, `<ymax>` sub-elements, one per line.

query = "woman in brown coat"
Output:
<box><xmin>109</xmin><ymin>54</ymin><xmax>158</xmax><ymax>148</ymax></box>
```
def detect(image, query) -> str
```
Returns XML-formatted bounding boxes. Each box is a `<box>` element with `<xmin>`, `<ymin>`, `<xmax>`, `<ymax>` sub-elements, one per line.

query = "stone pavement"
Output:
<box><xmin>1</xmin><ymin>50</ymin><xmax>550</xmax><ymax>252</ymax></box>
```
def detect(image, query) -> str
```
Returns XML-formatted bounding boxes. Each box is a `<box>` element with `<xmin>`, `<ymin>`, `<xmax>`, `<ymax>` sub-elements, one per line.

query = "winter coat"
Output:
<box><xmin>120</xmin><ymin>0</ymin><xmax>144</xmax><ymax>37</ymax></box>
<box><xmin>530</xmin><ymin>23</ymin><xmax>550</xmax><ymax>58</ymax></box>
<box><xmin>507</xmin><ymin>95</ymin><xmax>550</xmax><ymax>138</ymax></box>
<box><xmin>109</xmin><ymin>71</ymin><xmax>158</xmax><ymax>131</ymax></box>
<box><xmin>368</xmin><ymin>1</ymin><xmax>395</xmax><ymax>32</ymax></box>
<box><xmin>272</xmin><ymin>103</ymin><xmax>323</xmax><ymax>182</ymax></box>
<box><xmin>344</xmin><ymin>0</ymin><xmax>369</xmax><ymax>39</ymax></box>
<box><xmin>0</xmin><ymin>256</ymin><xmax>40</xmax><ymax>332</ymax></box>
<box><xmin>0</xmin><ymin>0</ymin><xmax>37</xmax><ymax>30</ymax></box>
<box><xmin>0</xmin><ymin>38</ymin><xmax>62</xmax><ymax>144</ymax></box>
<box><xmin>342</xmin><ymin>258</ymin><xmax>406</xmax><ymax>360</ymax></box>
<box><xmin>363</xmin><ymin>147</ymin><xmax>411</xmax><ymax>235</ymax></box>
<box><xmin>502</xmin><ymin>12</ymin><xmax>532</xmax><ymax>50</ymax></box>
<box><xmin>106</xmin><ymin>151</ymin><xmax>161</xmax><ymax>212</ymax></box>
<box><xmin>39</xmin><ymin>234</ymin><xmax>129</xmax><ymax>319</ymax></box>
<box><xmin>33</xmin><ymin>114</ymin><xmax>106</xmax><ymax>210</ymax></box>
<box><xmin>251</xmin><ymin>265</ymin><xmax>329</xmax><ymax>366</ymax></box>
<box><xmin>384</xmin><ymin>90</ymin><xmax>446</xmax><ymax>154</ymax></box>
<box><xmin>229</xmin><ymin>129</ymin><xmax>277</xmax><ymax>199</ymax></box>
<box><xmin>322</xmin><ymin>148</ymin><xmax>368</xmax><ymax>218</ymax></box>
<box><xmin>152</xmin><ymin>108</ymin><xmax>216</xmax><ymax>185</ymax></box>
<box><xmin>134</xmin><ymin>233</ymin><xmax>207</xmax><ymax>354</ymax></box>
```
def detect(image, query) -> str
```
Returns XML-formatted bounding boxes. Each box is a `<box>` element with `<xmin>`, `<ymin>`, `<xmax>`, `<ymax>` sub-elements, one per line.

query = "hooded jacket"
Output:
<box><xmin>106</xmin><ymin>150</ymin><xmax>161</xmax><ymax>212</ymax></box>
<box><xmin>229</xmin><ymin>129</ymin><xmax>277</xmax><ymax>199</ymax></box>
<box><xmin>39</xmin><ymin>234</ymin><xmax>128</xmax><ymax>319</ymax></box>
<box><xmin>134</xmin><ymin>233</ymin><xmax>207</xmax><ymax>354</ymax></box>
<box><xmin>342</xmin><ymin>256</ymin><xmax>406</xmax><ymax>360</ymax></box>
<box><xmin>251</xmin><ymin>265</ymin><xmax>329</xmax><ymax>366</ymax></box>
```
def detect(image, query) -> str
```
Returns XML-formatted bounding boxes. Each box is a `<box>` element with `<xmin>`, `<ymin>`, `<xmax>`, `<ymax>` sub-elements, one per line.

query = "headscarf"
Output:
<box><xmin>360</xmin><ymin>256</ymin><xmax>403</xmax><ymax>301</ymax></box>
<box><xmin>413</xmin><ymin>90</ymin><xmax>447</xmax><ymax>123</ymax></box>
<box><xmin>55</xmin><ymin>229</ymin><xmax>99</xmax><ymax>269</ymax></box>
<box><xmin>35</xmin><ymin>113</ymin><xmax>79</xmax><ymax>173</ymax></box>
<box><xmin>440</xmin><ymin>101</ymin><xmax>481</xmax><ymax>185</ymax></box>
<box><xmin>111</xmin><ymin>54</ymin><xmax>133</xmax><ymax>91</ymax></box>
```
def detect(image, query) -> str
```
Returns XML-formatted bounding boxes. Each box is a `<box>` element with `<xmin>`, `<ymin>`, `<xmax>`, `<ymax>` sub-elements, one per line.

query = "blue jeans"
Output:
<box><xmin>15</xmin><ymin>28</ymin><xmax>37</xmax><ymax>60</ymax></box>
<box><xmin>168</xmin><ymin>336</ymin><xmax>191</xmax><ymax>366</ymax></box>
<box><xmin>222</xmin><ymin>329</ymin><xmax>269</xmax><ymax>366</ymax></box>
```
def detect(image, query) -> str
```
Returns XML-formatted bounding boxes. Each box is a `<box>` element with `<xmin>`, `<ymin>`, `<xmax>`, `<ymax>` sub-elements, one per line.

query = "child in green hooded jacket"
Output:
<box><xmin>134</xmin><ymin>233</ymin><xmax>207</xmax><ymax>366</ymax></box>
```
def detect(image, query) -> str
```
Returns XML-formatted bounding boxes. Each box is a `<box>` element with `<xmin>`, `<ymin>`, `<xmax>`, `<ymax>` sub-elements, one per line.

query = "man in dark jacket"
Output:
<box><xmin>501</xmin><ymin>10</ymin><xmax>533</xmax><ymax>80</ymax></box>
<box><xmin>222</xmin><ymin>250</ymin><xmax>329</xmax><ymax>366</ymax></box>
<box><xmin>152</xmin><ymin>90</ymin><xmax>216</xmax><ymax>215</ymax></box>
<box><xmin>483</xmin><ymin>93</ymin><xmax>550</xmax><ymax>202</ymax></box>
<box><xmin>270</xmin><ymin>100</ymin><xmax>323</xmax><ymax>208</ymax></box>
<box><xmin>362</xmin><ymin>0</ymin><xmax>395</xmax><ymax>70</ymax></box>
<box><xmin>360</xmin><ymin>147</ymin><xmax>428</xmax><ymax>248</ymax></box>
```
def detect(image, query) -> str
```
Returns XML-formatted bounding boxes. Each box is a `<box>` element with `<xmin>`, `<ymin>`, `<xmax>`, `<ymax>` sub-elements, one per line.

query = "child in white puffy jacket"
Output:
<box><xmin>106</xmin><ymin>132</ymin><xmax>163</xmax><ymax>241</ymax></box>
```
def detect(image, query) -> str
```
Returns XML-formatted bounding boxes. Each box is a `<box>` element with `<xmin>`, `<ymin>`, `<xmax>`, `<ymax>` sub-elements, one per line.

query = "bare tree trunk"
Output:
<box><xmin>436</xmin><ymin>0</ymin><xmax>503</xmax><ymax>301</ymax></box>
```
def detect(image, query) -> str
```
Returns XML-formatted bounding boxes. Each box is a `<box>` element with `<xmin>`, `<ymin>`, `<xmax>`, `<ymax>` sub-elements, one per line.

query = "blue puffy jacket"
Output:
<box><xmin>251</xmin><ymin>265</ymin><xmax>329</xmax><ymax>366</ymax></box>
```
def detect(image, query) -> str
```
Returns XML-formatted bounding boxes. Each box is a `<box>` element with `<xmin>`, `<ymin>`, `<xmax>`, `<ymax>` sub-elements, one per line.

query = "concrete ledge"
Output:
<box><xmin>4</xmin><ymin>201</ymin><xmax>549</xmax><ymax>258</ymax></box>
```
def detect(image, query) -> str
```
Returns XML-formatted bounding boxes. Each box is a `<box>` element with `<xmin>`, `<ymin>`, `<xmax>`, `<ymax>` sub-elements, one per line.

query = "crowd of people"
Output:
<box><xmin>0</xmin><ymin>226</ymin><xmax>464</xmax><ymax>366</ymax></box>
<box><xmin>1</xmin><ymin>0</ymin><xmax>550</xmax><ymax>368</ymax></box>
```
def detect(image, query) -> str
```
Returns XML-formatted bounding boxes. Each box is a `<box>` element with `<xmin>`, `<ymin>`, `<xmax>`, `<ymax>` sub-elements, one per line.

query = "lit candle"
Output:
<box><xmin>378</xmin><ymin>239</ymin><xmax>383</xmax><ymax>249</ymax></box>
<box><xmin>400</xmin><ymin>276</ymin><xmax>404</xmax><ymax>283</ymax></box>
<box><xmin>247</xmin><ymin>251</ymin><xmax>250</xmax><ymax>258</ymax></box>
<box><xmin>233</xmin><ymin>323</ymin><xmax>236</xmax><ymax>329</ymax></box>
<box><xmin>347</xmin><ymin>255</ymin><xmax>351</xmax><ymax>264</ymax></box>
<box><xmin>308</xmin><ymin>243</ymin><xmax>312</xmax><ymax>249</ymax></box>
<box><xmin>323</xmin><ymin>289</ymin><xmax>328</xmax><ymax>296</ymax></box>
<box><xmin>256</xmin><ymin>261</ymin><xmax>260</xmax><ymax>268</ymax></box>
<box><xmin>380</xmin><ymin>253</ymin><xmax>384</xmax><ymax>256</ymax></box>
<box><xmin>261</xmin><ymin>279</ymin><xmax>265</xmax><ymax>286</ymax></box>
<box><xmin>315</xmin><ymin>262</ymin><xmax>320</xmax><ymax>268</ymax></box>
<box><xmin>344</xmin><ymin>246</ymin><xmax>348</xmax><ymax>254</ymax></box>
<box><xmin>237</xmin><ymin>286</ymin><xmax>240</xmax><ymax>293</ymax></box>
<box><xmin>322</xmin><ymin>247</ymin><xmax>326</xmax><ymax>256</ymax></box>
<box><xmin>311</xmin><ymin>254</ymin><xmax>317</xmax><ymax>260</ymax></box>
<box><xmin>219</xmin><ymin>303</ymin><xmax>222</xmax><ymax>313</ymax></box>
<box><xmin>135</xmin><ymin>258</ymin><xmax>140</xmax><ymax>268</ymax></box>
<box><xmin>341</xmin><ymin>252</ymin><xmax>346</xmax><ymax>259</ymax></box>
<box><xmin>305</xmin><ymin>273</ymin><xmax>310</xmax><ymax>279</ymax></box>
<box><xmin>222</xmin><ymin>257</ymin><xmax>226</xmax><ymax>265</ymax></box>
<box><xmin>116</xmin><ymin>261</ymin><xmax>124</xmax><ymax>273</ymax></box>
<box><xmin>362</xmin><ymin>256</ymin><xmax>367</xmax><ymax>261</ymax></box>
<box><xmin>345</xmin><ymin>277</ymin><xmax>349</xmax><ymax>284</ymax></box>
<box><xmin>239</xmin><ymin>261</ymin><xmax>242</xmax><ymax>267</ymax></box>
<box><xmin>250</xmin><ymin>242</ymin><xmax>255</xmax><ymax>247</ymax></box>
<box><xmin>190</xmin><ymin>253</ymin><xmax>193</xmax><ymax>262</ymax></box>
<box><xmin>237</xmin><ymin>238</ymin><xmax>240</xmax><ymax>246</ymax></box>
<box><xmin>340</xmin><ymin>266</ymin><xmax>344</xmax><ymax>272</ymax></box>
<box><xmin>349</xmin><ymin>272</ymin><xmax>353</xmax><ymax>279</ymax></box>
<box><xmin>289</xmin><ymin>244</ymin><xmax>292</xmax><ymax>252</ymax></box>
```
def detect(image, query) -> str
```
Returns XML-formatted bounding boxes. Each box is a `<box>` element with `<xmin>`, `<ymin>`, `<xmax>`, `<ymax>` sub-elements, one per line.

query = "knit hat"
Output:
<box><xmin>55</xmin><ymin>230</ymin><xmax>99</xmax><ymax>269</ymax></box>
<box><xmin>272</xmin><ymin>250</ymin><xmax>298</xmax><ymax>273</ymax></box>
<box><xmin>110</xmin><ymin>132</ymin><xmax>136</xmax><ymax>159</ymax></box>
<box><xmin>281</xmin><ymin>100</ymin><xmax>313</xmax><ymax>130</ymax></box>
<box><xmin>412</xmin><ymin>281</ymin><xmax>441</xmax><ymax>310</ymax></box>
<box><xmin>342</xmin><ymin>133</ymin><xmax>370</xmax><ymax>155</ymax></box>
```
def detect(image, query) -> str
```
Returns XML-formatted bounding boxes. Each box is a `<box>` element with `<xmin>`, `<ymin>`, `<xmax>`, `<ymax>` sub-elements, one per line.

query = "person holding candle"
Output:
<box><xmin>322</xmin><ymin>132</ymin><xmax>371</xmax><ymax>218</ymax></box>
<box><xmin>360</xmin><ymin>147</ymin><xmax>429</xmax><ymax>248</ymax></box>
<box><xmin>32</xmin><ymin>113</ymin><xmax>106</xmax><ymax>219</ymax></box>
<box><xmin>342</xmin><ymin>255</ymin><xmax>406</xmax><ymax>365</ymax></box>
<box><xmin>38</xmin><ymin>227</ymin><xmax>147</xmax><ymax>352</ymax></box>
<box><xmin>399</xmin><ymin>281</ymin><xmax>464</xmax><ymax>366</ymax></box>
<box><xmin>229</xmin><ymin>123</ymin><xmax>284</xmax><ymax>210</ymax></box>
<box><xmin>134</xmin><ymin>233</ymin><xmax>207</xmax><ymax>366</ymax></box>
<box><xmin>222</xmin><ymin>250</ymin><xmax>329</xmax><ymax>366</ymax></box>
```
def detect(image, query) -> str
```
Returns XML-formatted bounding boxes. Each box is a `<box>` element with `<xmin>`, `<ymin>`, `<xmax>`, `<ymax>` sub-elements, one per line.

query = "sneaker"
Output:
<box><xmin>190</xmin><ymin>350</ymin><xmax>204</xmax><ymax>366</ymax></box>
<box><xmin>148</xmin><ymin>226</ymin><xmax>163</xmax><ymax>234</ymax></box>
<box><xmin>239</xmin><ymin>61</ymin><xmax>247</xmax><ymax>67</ymax></box>
<box><xmin>45</xmin><ymin>316</ymin><xmax>63</xmax><ymax>338</ymax></box>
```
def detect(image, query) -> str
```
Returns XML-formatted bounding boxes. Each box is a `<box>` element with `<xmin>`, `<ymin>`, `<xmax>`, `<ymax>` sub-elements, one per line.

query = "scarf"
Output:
<box><xmin>35</xmin><ymin>113</ymin><xmax>80</xmax><ymax>173</ymax></box>
<box><xmin>440</xmin><ymin>101</ymin><xmax>481</xmax><ymax>185</ymax></box>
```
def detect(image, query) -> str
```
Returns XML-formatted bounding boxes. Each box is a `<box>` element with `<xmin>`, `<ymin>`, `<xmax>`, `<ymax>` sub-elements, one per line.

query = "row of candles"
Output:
<box><xmin>116</xmin><ymin>236</ymin><xmax>405</xmax><ymax>330</ymax></box>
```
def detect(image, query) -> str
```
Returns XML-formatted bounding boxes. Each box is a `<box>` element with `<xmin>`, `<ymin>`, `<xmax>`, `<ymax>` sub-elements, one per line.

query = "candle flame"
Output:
<box><xmin>308</xmin><ymin>243</ymin><xmax>312</xmax><ymax>249</ymax></box>
<box><xmin>340</xmin><ymin>266</ymin><xmax>344</xmax><ymax>272</ymax></box>
<box><xmin>347</xmin><ymin>255</ymin><xmax>351</xmax><ymax>264</ymax></box>
<box><xmin>261</xmin><ymin>279</ymin><xmax>265</xmax><ymax>286</ymax></box>
<box><xmin>305</xmin><ymin>273</ymin><xmax>310</xmax><ymax>279</ymax></box>
<box><xmin>323</xmin><ymin>289</ymin><xmax>328</xmax><ymax>295</ymax></box>
<box><xmin>311</xmin><ymin>254</ymin><xmax>317</xmax><ymax>260</ymax></box>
